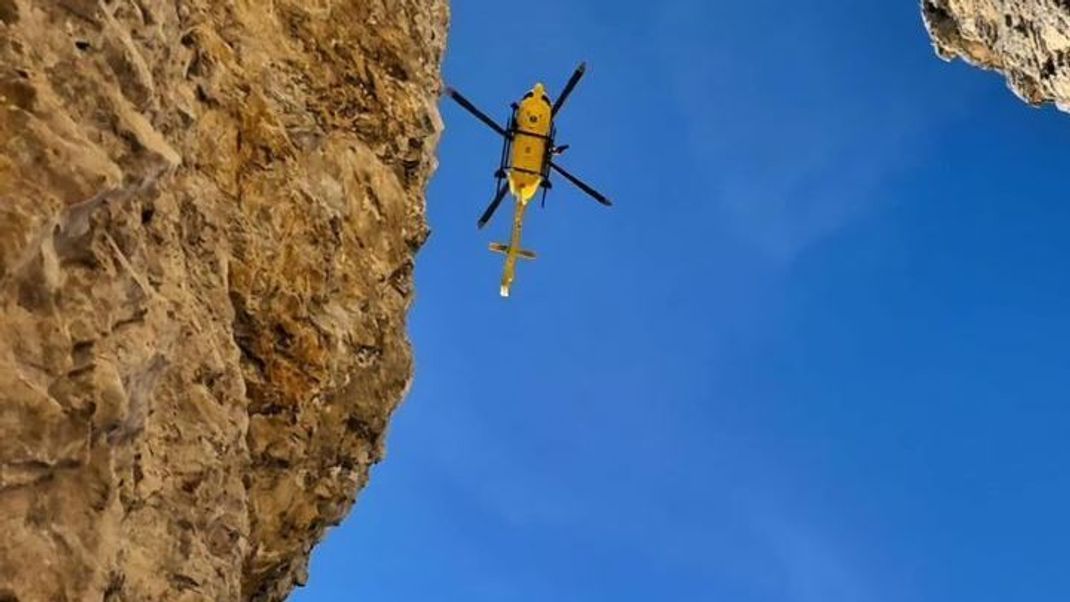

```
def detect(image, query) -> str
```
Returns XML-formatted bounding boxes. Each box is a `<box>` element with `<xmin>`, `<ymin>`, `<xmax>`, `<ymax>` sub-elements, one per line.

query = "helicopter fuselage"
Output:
<box><xmin>491</xmin><ymin>83</ymin><xmax>556</xmax><ymax>297</ymax></box>
<box><xmin>507</xmin><ymin>84</ymin><xmax>553</xmax><ymax>203</ymax></box>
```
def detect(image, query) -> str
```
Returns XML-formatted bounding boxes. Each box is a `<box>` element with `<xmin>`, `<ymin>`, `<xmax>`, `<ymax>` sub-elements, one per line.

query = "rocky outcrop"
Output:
<box><xmin>922</xmin><ymin>0</ymin><xmax>1070</xmax><ymax>112</ymax></box>
<box><xmin>0</xmin><ymin>1</ymin><xmax>447</xmax><ymax>600</ymax></box>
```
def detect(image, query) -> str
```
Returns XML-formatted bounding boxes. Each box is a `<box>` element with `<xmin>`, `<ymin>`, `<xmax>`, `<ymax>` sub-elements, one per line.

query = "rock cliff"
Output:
<box><xmin>0</xmin><ymin>1</ymin><xmax>448</xmax><ymax>600</ymax></box>
<box><xmin>923</xmin><ymin>0</ymin><xmax>1070</xmax><ymax>112</ymax></box>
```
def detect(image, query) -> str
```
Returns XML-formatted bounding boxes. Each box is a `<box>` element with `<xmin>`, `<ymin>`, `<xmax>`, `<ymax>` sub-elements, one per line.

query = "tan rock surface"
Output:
<box><xmin>0</xmin><ymin>1</ymin><xmax>448</xmax><ymax>600</ymax></box>
<box><xmin>923</xmin><ymin>0</ymin><xmax>1070</xmax><ymax>112</ymax></box>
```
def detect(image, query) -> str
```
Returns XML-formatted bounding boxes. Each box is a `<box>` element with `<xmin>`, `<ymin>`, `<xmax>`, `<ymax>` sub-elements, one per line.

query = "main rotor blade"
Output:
<box><xmin>444</xmin><ymin>86</ymin><xmax>509</xmax><ymax>138</ymax></box>
<box><xmin>550</xmin><ymin>162</ymin><xmax>612</xmax><ymax>206</ymax></box>
<box><xmin>552</xmin><ymin>62</ymin><xmax>587</xmax><ymax>116</ymax></box>
<box><xmin>478</xmin><ymin>182</ymin><xmax>510</xmax><ymax>229</ymax></box>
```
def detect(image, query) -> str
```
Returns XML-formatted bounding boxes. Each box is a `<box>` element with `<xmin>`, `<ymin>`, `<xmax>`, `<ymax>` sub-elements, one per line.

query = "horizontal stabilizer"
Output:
<box><xmin>489</xmin><ymin>242</ymin><xmax>536</xmax><ymax>260</ymax></box>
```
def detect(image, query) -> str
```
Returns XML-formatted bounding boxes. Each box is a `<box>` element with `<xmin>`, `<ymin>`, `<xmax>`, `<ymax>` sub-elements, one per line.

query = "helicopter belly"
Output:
<box><xmin>508</xmin><ymin>134</ymin><xmax>546</xmax><ymax>201</ymax></box>
<box><xmin>508</xmin><ymin>93</ymin><xmax>552</xmax><ymax>202</ymax></box>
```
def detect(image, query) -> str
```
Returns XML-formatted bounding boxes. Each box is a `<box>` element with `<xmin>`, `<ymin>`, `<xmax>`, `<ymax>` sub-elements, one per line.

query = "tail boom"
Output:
<box><xmin>496</xmin><ymin>196</ymin><xmax>533</xmax><ymax>298</ymax></box>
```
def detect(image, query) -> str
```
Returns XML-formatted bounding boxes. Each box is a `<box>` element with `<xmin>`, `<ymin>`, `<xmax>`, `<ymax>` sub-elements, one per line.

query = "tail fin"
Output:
<box><xmin>489</xmin><ymin>242</ymin><xmax>536</xmax><ymax>260</ymax></box>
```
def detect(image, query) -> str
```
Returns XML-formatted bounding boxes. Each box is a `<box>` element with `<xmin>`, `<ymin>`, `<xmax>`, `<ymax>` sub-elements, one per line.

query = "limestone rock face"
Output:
<box><xmin>0</xmin><ymin>1</ymin><xmax>447</xmax><ymax>600</ymax></box>
<box><xmin>922</xmin><ymin>0</ymin><xmax>1070</xmax><ymax>112</ymax></box>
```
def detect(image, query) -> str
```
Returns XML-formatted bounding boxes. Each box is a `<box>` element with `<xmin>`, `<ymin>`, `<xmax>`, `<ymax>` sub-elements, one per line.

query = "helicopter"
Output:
<box><xmin>444</xmin><ymin>62</ymin><xmax>612</xmax><ymax>297</ymax></box>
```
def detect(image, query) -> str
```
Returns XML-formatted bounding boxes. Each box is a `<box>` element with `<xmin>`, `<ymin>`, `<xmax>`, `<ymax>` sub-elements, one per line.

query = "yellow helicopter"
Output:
<box><xmin>445</xmin><ymin>62</ymin><xmax>612</xmax><ymax>297</ymax></box>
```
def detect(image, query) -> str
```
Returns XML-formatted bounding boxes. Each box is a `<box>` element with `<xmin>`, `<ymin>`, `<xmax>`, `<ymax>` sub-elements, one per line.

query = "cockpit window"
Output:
<box><xmin>523</xmin><ymin>92</ymin><xmax>534</xmax><ymax>99</ymax></box>
<box><xmin>541</xmin><ymin>94</ymin><xmax>551</xmax><ymax>105</ymax></box>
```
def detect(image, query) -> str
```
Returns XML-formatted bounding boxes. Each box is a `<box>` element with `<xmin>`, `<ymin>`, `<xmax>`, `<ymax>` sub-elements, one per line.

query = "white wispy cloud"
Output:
<box><xmin>653</xmin><ymin>0</ymin><xmax>975</xmax><ymax>263</ymax></box>
<box><xmin>750</xmin><ymin>509</ymin><xmax>877</xmax><ymax>602</ymax></box>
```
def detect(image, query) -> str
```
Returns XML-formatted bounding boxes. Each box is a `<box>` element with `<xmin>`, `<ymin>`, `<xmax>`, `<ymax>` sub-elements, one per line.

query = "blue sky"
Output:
<box><xmin>294</xmin><ymin>1</ymin><xmax>1070</xmax><ymax>600</ymax></box>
